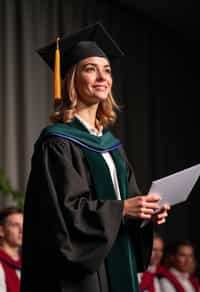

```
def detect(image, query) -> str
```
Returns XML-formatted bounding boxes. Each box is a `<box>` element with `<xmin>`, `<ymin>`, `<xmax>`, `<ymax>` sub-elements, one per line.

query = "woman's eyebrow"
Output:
<box><xmin>82</xmin><ymin>63</ymin><xmax>111</xmax><ymax>68</ymax></box>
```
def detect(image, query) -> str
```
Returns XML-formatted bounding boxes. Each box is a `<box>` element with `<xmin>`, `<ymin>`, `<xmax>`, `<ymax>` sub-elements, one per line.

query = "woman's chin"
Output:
<box><xmin>77</xmin><ymin>94</ymin><xmax>108</xmax><ymax>106</ymax></box>
<box><xmin>94</xmin><ymin>94</ymin><xmax>108</xmax><ymax>102</ymax></box>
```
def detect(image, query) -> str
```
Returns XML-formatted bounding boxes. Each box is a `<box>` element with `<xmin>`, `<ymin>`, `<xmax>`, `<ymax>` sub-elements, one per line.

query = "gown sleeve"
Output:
<box><xmin>24</xmin><ymin>136</ymin><xmax>124</xmax><ymax>274</ymax></box>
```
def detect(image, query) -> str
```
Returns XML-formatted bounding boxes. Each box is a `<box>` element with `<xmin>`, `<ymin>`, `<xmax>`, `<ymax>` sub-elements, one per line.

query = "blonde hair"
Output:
<box><xmin>50</xmin><ymin>64</ymin><xmax>119</xmax><ymax>127</ymax></box>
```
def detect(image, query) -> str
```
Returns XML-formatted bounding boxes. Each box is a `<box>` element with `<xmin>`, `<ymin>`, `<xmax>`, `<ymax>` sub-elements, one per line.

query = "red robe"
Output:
<box><xmin>0</xmin><ymin>249</ymin><xmax>21</xmax><ymax>292</ymax></box>
<box><xmin>157</xmin><ymin>266</ymin><xmax>200</xmax><ymax>292</ymax></box>
<box><xmin>140</xmin><ymin>265</ymin><xmax>162</xmax><ymax>292</ymax></box>
<box><xmin>140</xmin><ymin>270</ymin><xmax>156</xmax><ymax>292</ymax></box>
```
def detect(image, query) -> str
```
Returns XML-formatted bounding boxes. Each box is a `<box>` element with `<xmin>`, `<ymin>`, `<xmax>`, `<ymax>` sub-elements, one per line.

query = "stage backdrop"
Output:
<box><xmin>0</xmin><ymin>0</ymin><xmax>200</xmax><ymax>259</ymax></box>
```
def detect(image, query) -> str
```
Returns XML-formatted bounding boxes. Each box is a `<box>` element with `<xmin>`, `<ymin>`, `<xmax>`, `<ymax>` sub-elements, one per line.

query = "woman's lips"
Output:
<box><xmin>93</xmin><ymin>85</ymin><xmax>107</xmax><ymax>90</ymax></box>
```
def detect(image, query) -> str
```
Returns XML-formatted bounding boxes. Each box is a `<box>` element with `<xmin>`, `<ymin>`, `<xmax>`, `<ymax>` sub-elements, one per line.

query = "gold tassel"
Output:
<box><xmin>54</xmin><ymin>37</ymin><xmax>61</xmax><ymax>100</ymax></box>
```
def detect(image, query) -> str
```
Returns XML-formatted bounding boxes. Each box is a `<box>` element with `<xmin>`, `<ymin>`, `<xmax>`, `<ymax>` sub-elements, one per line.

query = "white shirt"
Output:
<box><xmin>0</xmin><ymin>264</ymin><xmax>6</xmax><ymax>292</ymax></box>
<box><xmin>159</xmin><ymin>267</ymin><xmax>196</xmax><ymax>292</ymax></box>
<box><xmin>75</xmin><ymin>115</ymin><xmax>121</xmax><ymax>200</ymax></box>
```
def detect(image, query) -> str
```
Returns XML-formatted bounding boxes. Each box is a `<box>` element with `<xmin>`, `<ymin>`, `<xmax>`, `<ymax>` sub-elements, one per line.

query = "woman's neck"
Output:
<box><xmin>76</xmin><ymin>102</ymin><xmax>98</xmax><ymax>129</ymax></box>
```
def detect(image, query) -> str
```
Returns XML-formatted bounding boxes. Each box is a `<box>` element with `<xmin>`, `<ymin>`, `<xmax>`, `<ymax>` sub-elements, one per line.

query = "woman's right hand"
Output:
<box><xmin>123</xmin><ymin>194</ymin><xmax>161</xmax><ymax>219</ymax></box>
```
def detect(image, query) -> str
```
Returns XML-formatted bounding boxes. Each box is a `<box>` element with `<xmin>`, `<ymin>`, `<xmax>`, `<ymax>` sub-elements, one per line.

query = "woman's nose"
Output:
<box><xmin>96</xmin><ymin>70</ymin><xmax>106</xmax><ymax>80</ymax></box>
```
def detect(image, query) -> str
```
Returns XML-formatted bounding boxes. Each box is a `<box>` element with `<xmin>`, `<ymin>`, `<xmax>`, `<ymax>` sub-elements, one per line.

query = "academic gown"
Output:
<box><xmin>20</xmin><ymin>134</ymin><xmax>153</xmax><ymax>292</ymax></box>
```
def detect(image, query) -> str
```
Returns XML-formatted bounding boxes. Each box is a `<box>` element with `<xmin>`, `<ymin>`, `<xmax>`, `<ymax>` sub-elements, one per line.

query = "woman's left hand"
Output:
<box><xmin>152</xmin><ymin>203</ymin><xmax>170</xmax><ymax>224</ymax></box>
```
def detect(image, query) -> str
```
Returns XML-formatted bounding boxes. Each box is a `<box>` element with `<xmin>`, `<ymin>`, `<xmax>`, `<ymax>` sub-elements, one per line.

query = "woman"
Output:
<box><xmin>21</xmin><ymin>23</ymin><xmax>169</xmax><ymax>292</ymax></box>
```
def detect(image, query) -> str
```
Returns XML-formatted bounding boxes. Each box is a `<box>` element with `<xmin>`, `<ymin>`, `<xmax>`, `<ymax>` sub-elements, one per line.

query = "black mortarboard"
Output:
<box><xmin>37</xmin><ymin>22</ymin><xmax>124</xmax><ymax>79</ymax></box>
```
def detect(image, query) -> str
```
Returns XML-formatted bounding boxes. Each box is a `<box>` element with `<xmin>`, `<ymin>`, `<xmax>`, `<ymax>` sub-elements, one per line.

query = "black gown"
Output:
<box><xmin>20</xmin><ymin>135</ymin><xmax>153</xmax><ymax>292</ymax></box>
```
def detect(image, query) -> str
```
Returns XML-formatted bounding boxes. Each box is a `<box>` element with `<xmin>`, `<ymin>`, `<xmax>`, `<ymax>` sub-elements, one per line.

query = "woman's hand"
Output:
<box><xmin>123</xmin><ymin>194</ymin><xmax>161</xmax><ymax>219</ymax></box>
<box><xmin>152</xmin><ymin>203</ymin><xmax>170</xmax><ymax>224</ymax></box>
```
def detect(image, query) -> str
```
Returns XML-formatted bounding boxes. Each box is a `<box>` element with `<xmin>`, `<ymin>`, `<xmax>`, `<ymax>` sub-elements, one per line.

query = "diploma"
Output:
<box><xmin>148</xmin><ymin>163</ymin><xmax>200</xmax><ymax>210</ymax></box>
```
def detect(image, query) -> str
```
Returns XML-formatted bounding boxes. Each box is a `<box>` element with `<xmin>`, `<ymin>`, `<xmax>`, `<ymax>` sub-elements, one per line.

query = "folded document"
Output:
<box><xmin>148</xmin><ymin>163</ymin><xmax>200</xmax><ymax>209</ymax></box>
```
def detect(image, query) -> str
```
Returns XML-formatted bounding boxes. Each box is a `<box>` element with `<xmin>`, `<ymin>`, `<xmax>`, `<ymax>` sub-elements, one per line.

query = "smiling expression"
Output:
<box><xmin>75</xmin><ymin>56</ymin><xmax>112</xmax><ymax>106</ymax></box>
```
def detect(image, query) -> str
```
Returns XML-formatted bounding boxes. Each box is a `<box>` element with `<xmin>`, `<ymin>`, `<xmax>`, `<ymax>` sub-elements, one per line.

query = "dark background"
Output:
<box><xmin>0</xmin><ymin>0</ymin><xmax>200</xmax><ymax>270</ymax></box>
<box><xmin>119</xmin><ymin>0</ymin><xmax>200</xmax><ymax>271</ymax></box>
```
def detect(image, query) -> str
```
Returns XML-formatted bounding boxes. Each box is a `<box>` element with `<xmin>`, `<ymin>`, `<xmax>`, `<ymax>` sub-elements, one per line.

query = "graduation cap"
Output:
<box><xmin>37</xmin><ymin>22</ymin><xmax>124</xmax><ymax>100</ymax></box>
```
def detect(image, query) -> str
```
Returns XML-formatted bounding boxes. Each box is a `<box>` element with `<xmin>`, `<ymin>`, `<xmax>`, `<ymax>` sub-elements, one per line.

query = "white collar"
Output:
<box><xmin>75</xmin><ymin>114</ymin><xmax>103</xmax><ymax>137</ymax></box>
<box><xmin>170</xmin><ymin>267</ymin><xmax>190</xmax><ymax>280</ymax></box>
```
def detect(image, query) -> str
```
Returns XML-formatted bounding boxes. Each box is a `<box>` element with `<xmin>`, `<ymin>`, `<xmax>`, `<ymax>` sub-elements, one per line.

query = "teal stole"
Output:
<box><xmin>36</xmin><ymin>119</ymin><xmax>139</xmax><ymax>292</ymax></box>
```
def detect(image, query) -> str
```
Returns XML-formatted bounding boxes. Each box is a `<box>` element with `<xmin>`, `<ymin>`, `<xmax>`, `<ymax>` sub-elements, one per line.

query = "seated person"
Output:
<box><xmin>139</xmin><ymin>232</ymin><xmax>164</xmax><ymax>292</ymax></box>
<box><xmin>0</xmin><ymin>207</ymin><xmax>23</xmax><ymax>292</ymax></box>
<box><xmin>157</xmin><ymin>240</ymin><xmax>200</xmax><ymax>292</ymax></box>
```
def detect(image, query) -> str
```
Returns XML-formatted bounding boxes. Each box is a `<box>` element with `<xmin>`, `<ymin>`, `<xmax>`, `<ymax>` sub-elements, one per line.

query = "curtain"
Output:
<box><xmin>0</xmin><ymin>0</ymin><xmax>120</xmax><ymax>192</ymax></box>
<box><xmin>0</xmin><ymin>0</ymin><xmax>200</xmax><ymax>249</ymax></box>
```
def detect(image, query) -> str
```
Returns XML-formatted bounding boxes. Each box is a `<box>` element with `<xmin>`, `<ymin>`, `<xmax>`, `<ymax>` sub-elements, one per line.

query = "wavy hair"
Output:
<box><xmin>50</xmin><ymin>63</ymin><xmax>119</xmax><ymax>127</ymax></box>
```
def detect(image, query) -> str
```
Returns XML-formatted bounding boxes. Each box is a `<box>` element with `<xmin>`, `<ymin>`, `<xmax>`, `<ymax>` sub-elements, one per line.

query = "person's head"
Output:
<box><xmin>52</xmin><ymin>56</ymin><xmax>117</xmax><ymax>127</ymax></box>
<box><xmin>161</xmin><ymin>242</ymin><xmax>175</xmax><ymax>268</ymax></box>
<box><xmin>150</xmin><ymin>233</ymin><xmax>164</xmax><ymax>267</ymax></box>
<box><xmin>0</xmin><ymin>206</ymin><xmax>23</xmax><ymax>249</ymax></box>
<box><xmin>172</xmin><ymin>240</ymin><xmax>195</xmax><ymax>273</ymax></box>
<box><xmin>38</xmin><ymin>23</ymin><xmax>123</xmax><ymax>127</ymax></box>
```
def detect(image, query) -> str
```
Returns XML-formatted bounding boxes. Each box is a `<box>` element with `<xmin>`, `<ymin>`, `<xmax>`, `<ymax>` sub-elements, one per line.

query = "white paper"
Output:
<box><xmin>141</xmin><ymin>163</ymin><xmax>200</xmax><ymax>227</ymax></box>
<box><xmin>148</xmin><ymin>163</ymin><xmax>200</xmax><ymax>209</ymax></box>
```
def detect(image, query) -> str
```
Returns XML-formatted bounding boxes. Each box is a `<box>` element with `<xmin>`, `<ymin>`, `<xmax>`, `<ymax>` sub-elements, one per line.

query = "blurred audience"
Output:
<box><xmin>0</xmin><ymin>204</ymin><xmax>199</xmax><ymax>292</ymax></box>
<box><xmin>139</xmin><ymin>232</ymin><xmax>164</xmax><ymax>291</ymax></box>
<box><xmin>0</xmin><ymin>207</ymin><xmax>23</xmax><ymax>292</ymax></box>
<box><xmin>158</xmin><ymin>240</ymin><xmax>200</xmax><ymax>292</ymax></box>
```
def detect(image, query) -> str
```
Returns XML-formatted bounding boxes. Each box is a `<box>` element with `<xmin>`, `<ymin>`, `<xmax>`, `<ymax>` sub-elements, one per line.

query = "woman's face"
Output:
<box><xmin>75</xmin><ymin>56</ymin><xmax>112</xmax><ymax>106</ymax></box>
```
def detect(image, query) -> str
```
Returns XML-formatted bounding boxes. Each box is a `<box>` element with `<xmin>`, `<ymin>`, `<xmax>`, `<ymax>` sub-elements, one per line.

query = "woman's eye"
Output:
<box><xmin>85</xmin><ymin>67</ymin><xmax>95</xmax><ymax>72</ymax></box>
<box><xmin>105</xmin><ymin>68</ymin><xmax>112</xmax><ymax>74</ymax></box>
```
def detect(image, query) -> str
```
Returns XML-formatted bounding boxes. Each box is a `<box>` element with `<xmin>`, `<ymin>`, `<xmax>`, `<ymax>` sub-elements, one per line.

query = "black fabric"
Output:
<box><xmin>61</xmin><ymin>41</ymin><xmax>107</xmax><ymax>77</ymax></box>
<box><xmin>21</xmin><ymin>136</ymin><xmax>153</xmax><ymax>292</ymax></box>
<box><xmin>37</xmin><ymin>22</ymin><xmax>124</xmax><ymax>78</ymax></box>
